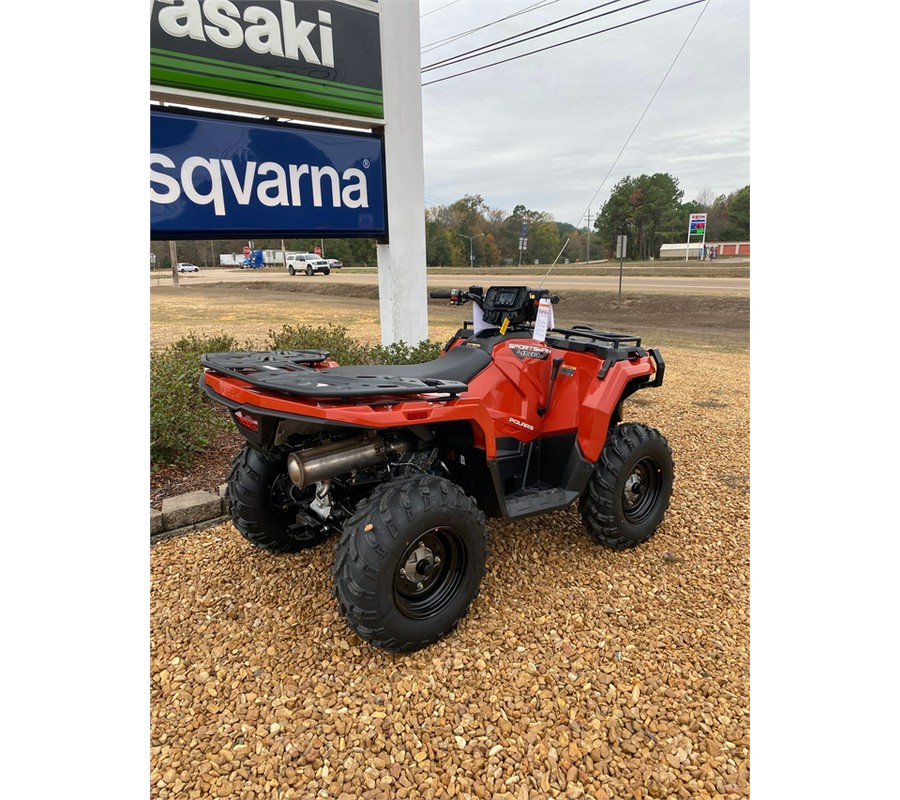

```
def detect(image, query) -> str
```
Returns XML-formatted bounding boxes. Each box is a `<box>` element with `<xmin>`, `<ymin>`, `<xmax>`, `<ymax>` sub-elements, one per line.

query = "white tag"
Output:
<box><xmin>532</xmin><ymin>297</ymin><xmax>553</xmax><ymax>342</ymax></box>
<box><xmin>472</xmin><ymin>302</ymin><xmax>488</xmax><ymax>335</ymax></box>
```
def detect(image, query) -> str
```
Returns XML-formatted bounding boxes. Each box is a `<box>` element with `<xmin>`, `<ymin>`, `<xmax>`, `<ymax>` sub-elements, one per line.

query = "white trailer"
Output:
<box><xmin>262</xmin><ymin>249</ymin><xmax>286</xmax><ymax>266</ymax></box>
<box><xmin>659</xmin><ymin>243</ymin><xmax>703</xmax><ymax>259</ymax></box>
<box><xmin>219</xmin><ymin>253</ymin><xmax>244</xmax><ymax>266</ymax></box>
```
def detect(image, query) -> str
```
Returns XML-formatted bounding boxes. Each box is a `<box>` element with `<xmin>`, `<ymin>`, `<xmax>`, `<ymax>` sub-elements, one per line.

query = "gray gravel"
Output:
<box><xmin>151</xmin><ymin>346</ymin><xmax>749</xmax><ymax>799</ymax></box>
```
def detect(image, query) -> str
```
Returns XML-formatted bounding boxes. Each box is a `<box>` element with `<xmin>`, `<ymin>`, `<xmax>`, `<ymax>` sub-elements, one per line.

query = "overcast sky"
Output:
<box><xmin>417</xmin><ymin>0</ymin><xmax>749</xmax><ymax>227</ymax></box>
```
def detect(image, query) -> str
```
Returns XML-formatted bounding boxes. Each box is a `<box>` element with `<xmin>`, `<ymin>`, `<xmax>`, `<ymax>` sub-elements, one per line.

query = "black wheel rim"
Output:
<box><xmin>269</xmin><ymin>473</ymin><xmax>310</xmax><ymax>518</ymax></box>
<box><xmin>393</xmin><ymin>527</ymin><xmax>467</xmax><ymax>620</ymax></box>
<box><xmin>621</xmin><ymin>457</ymin><xmax>662</xmax><ymax>523</ymax></box>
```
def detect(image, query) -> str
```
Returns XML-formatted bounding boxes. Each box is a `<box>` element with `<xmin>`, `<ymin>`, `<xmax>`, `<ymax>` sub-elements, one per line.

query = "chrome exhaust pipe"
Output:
<box><xmin>287</xmin><ymin>434</ymin><xmax>412</xmax><ymax>488</ymax></box>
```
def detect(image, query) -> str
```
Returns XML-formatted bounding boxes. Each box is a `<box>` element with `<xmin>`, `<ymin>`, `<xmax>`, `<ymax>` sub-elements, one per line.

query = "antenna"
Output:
<box><xmin>538</xmin><ymin>238</ymin><xmax>570</xmax><ymax>289</ymax></box>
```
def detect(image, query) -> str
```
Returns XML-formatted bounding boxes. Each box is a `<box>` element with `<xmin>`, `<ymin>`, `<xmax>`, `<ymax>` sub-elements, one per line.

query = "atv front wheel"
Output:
<box><xmin>332</xmin><ymin>476</ymin><xmax>487</xmax><ymax>652</ymax></box>
<box><xmin>579</xmin><ymin>423</ymin><xmax>674</xmax><ymax>549</ymax></box>
<box><xmin>228</xmin><ymin>444</ymin><xmax>331</xmax><ymax>553</ymax></box>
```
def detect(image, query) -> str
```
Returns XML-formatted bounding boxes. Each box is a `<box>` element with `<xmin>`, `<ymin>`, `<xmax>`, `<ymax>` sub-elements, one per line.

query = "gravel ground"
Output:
<box><xmin>151</xmin><ymin>346</ymin><xmax>749</xmax><ymax>800</ymax></box>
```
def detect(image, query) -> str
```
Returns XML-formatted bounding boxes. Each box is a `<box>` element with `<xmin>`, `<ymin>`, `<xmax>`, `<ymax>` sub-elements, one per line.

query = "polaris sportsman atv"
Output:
<box><xmin>200</xmin><ymin>285</ymin><xmax>674</xmax><ymax>652</ymax></box>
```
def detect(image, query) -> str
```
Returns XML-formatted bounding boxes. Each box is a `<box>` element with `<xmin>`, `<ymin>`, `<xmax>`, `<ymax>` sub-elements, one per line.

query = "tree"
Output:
<box><xmin>722</xmin><ymin>185</ymin><xmax>750</xmax><ymax>240</ymax></box>
<box><xmin>596</xmin><ymin>174</ymin><xmax>684</xmax><ymax>259</ymax></box>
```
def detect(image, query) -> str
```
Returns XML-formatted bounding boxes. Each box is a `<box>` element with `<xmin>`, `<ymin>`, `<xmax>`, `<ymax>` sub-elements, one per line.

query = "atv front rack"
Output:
<box><xmin>549</xmin><ymin>325</ymin><xmax>641</xmax><ymax>348</ymax></box>
<box><xmin>545</xmin><ymin>327</ymin><xmax>664</xmax><ymax>383</ymax></box>
<box><xmin>201</xmin><ymin>350</ymin><xmax>470</xmax><ymax>399</ymax></box>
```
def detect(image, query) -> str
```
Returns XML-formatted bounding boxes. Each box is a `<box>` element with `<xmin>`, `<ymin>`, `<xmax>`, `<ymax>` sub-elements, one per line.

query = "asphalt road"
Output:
<box><xmin>157</xmin><ymin>267</ymin><xmax>749</xmax><ymax>297</ymax></box>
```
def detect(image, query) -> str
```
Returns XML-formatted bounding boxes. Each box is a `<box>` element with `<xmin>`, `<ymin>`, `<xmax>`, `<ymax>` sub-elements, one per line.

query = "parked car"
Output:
<box><xmin>286</xmin><ymin>253</ymin><xmax>331</xmax><ymax>276</ymax></box>
<box><xmin>326</xmin><ymin>258</ymin><xmax>343</xmax><ymax>269</ymax></box>
<box><xmin>177</xmin><ymin>262</ymin><xmax>200</xmax><ymax>273</ymax></box>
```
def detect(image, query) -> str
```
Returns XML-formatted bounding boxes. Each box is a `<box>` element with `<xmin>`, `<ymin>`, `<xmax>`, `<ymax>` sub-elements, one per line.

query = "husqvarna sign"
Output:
<box><xmin>150</xmin><ymin>108</ymin><xmax>386</xmax><ymax>239</ymax></box>
<box><xmin>150</xmin><ymin>0</ymin><xmax>383</xmax><ymax>121</ymax></box>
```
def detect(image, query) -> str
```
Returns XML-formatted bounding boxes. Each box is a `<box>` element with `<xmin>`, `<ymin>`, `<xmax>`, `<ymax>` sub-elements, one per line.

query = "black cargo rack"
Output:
<box><xmin>545</xmin><ymin>327</ymin><xmax>651</xmax><ymax>380</ymax></box>
<box><xmin>201</xmin><ymin>350</ymin><xmax>468</xmax><ymax>400</ymax></box>
<box><xmin>548</xmin><ymin>325</ymin><xmax>642</xmax><ymax>348</ymax></box>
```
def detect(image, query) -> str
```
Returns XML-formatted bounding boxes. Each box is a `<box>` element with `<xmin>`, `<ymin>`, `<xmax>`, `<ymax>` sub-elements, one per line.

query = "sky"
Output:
<box><xmin>417</xmin><ymin>0</ymin><xmax>749</xmax><ymax>226</ymax></box>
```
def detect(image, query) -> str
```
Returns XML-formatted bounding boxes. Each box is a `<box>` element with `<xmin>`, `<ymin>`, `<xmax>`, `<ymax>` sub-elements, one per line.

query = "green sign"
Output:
<box><xmin>150</xmin><ymin>0</ymin><xmax>383</xmax><ymax>120</ymax></box>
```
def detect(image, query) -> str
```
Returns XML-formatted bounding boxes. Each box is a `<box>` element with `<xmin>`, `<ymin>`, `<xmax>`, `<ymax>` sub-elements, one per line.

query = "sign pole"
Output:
<box><xmin>616</xmin><ymin>234</ymin><xmax>627</xmax><ymax>301</ymax></box>
<box><xmin>376</xmin><ymin>0</ymin><xmax>428</xmax><ymax>345</ymax></box>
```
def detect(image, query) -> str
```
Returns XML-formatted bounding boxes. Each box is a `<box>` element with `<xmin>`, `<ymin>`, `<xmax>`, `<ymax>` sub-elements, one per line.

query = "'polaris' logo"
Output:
<box><xmin>150</xmin><ymin>154</ymin><xmax>370</xmax><ymax>216</ymax></box>
<box><xmin>508</xmin><ymin>417</ymin><xmax>535</xmax><ymax>431</ymax></box>
<box><xmin>153</xmin><ymin>0</ymin><xmax>335</xmax><ymax>68</ymax></box>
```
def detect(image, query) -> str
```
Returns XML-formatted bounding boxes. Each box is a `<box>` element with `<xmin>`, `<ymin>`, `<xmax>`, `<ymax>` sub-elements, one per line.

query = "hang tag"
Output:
<box><xmin>532</xmin><ymin>297</ymin><xmax>553</xmax><ymax>342</ymax></box>
<box><xmin>472</xmin><ymin>302</ymin><xmax>488</xmax><ymax>334</ymax></box>
<box><xmin>500</xmin><ymin>317</ymin><xmax>510</xmax><ymax>335</ymax></box>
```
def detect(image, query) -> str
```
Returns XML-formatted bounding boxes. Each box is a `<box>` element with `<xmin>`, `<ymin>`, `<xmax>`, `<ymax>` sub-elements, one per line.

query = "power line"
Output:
<box><xmin>422</xmin><ymin>0</ymin><xmax>709</xmax><ymax>86</ymax></box>
<box><xmin>422</xmin><ymin>0</ymin><xmax>635</xmax><ymax>72</ymax></box>
<box><xmin>421</xmin><ymin>1</ymin><xmax>560</xmax><ymax>55</ymax></box>
<box><xmin>420</xmin><ymin>1</ymin><xmax>462</xmax><ymax>20</ymax></box>
<box><xmin>422</xmin><ymin>0</ymin><xmax>705</xmax><ymax>87</ymax></box>
<box><xmin>576</xmin><ymin>0</ymin><xmax>711</xmax><ymax>226</ymax></box>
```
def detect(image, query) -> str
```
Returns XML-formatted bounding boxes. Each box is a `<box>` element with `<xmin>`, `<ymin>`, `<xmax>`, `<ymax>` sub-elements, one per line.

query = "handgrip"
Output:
<box><xmin>430</xmin><ymin>290</ymin><xmax>453</xmax><ymax>299</ymax></box>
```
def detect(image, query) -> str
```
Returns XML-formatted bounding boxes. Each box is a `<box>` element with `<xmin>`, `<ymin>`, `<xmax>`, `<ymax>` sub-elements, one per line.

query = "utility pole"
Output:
<box><xmin>169</xmin><ymin>240</ymin><xmax>179</xmax><ymax>286</ymax></box>
<box><xmin>583</xmin><ymin>207</ymin><xmax>592</xmax><ymax>263</ymax></box>
<box><xmin>458</xmin><ymin>232</ymin><xmax>484</xmax><ymax>268</ymax></box>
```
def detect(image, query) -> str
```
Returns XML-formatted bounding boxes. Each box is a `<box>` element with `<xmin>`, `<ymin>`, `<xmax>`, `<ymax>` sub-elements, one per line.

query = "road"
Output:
<box><xmin>156</xmin><ymin>267</ymin><xmax>749</xmax><ymax>296</ymax></box>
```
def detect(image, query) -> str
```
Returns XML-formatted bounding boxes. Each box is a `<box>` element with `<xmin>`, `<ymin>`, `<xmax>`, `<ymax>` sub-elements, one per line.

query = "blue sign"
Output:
<box><xmin>150</xmin><ymin>108</ymin><xmax>386</xmax><ymax>240</ymax></box>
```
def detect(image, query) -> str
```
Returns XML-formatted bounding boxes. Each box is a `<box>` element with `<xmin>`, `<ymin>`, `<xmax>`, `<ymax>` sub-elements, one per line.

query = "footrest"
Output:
<box><xmin>504</xmin><ymin>486</ymin><xmax>577</xmax><ymax>518</ymax></box>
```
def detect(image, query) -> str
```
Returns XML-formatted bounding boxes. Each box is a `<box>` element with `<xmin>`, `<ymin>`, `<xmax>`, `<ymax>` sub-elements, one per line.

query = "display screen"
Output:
<box><xmin>489</xmin><ymin>288</ymin><xmax>522</xmax><ymax>308</ymax></box>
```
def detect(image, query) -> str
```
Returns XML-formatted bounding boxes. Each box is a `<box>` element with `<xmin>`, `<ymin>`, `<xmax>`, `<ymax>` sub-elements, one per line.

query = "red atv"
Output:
<box><xmin>200</xmin><ymin>285</ymin><xmax>674</xmax><ymax>652</ymax></box>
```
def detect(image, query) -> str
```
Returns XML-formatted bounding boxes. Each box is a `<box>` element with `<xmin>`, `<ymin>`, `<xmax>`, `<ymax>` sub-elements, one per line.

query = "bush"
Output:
<box><xmin>265</xmin><ymin>323</ymin><xmax>370</xmax><ymax>364</ymax></box>
<box><xmin>265</xmin><ymin>323</ymin><xmax>443</xmax><ymax>365</ymax></box>
<box><xmin>150</xmin><ymin>333</ymin><xmax>239</xmax><ymax>471</ymax></box>
<box><xmin>151</xmin><ymin>327</ymin><xmax>444</xmax><ymax>472</ymax></box>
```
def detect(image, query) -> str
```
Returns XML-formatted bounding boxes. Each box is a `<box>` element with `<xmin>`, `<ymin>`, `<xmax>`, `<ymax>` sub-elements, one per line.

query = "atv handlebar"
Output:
<box><xmin>429</xmin><ymin>288</ymin><xmax>560</xmax><ymax>305</ymax></box>
<box><xmin>430</xmin><ymin>287</ymin><xmax>561</xmax><ymax>332</ymax></box>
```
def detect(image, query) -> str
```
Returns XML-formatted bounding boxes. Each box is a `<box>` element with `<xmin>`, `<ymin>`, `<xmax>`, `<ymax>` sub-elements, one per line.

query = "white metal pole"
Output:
<box><xmin>376</xmin><ymin>0</ymin><xmax>428</xmax><ymax>345</ymax></box>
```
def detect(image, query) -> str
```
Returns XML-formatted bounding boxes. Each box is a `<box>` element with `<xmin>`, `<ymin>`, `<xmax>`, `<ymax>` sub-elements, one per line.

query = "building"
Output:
<box><xmin>658</xmin><ymin>242</ymin><xmax>750</xmax><ymax>259</ymax></box>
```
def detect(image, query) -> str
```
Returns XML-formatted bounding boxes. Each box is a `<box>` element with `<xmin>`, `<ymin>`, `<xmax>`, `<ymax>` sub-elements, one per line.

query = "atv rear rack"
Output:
<box><xmin>201</xmin><ymin>350</ymin><xmax>469</xmax><ymax>400</ymax></box>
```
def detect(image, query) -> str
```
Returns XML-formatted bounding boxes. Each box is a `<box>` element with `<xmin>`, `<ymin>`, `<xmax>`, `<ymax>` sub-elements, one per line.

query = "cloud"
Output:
<box><xmin>420</xmin><ymin>0</ymin><xmax>749</xmax><ymax>225</ymax></box>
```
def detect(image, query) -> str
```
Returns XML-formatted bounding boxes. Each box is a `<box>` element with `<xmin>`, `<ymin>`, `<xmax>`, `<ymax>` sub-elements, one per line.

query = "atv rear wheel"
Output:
<box><xmin>579</xmin><ymin>423</ymin><xmax>674</xmax><ymax>550</ymax></box>
<box><xmin>332</xmin><ymin>476</ymin><xmax>487</xmax><ymax>652</ymax></box>
<box><xmin>228</xmin><ymin>444</ymin><xmax>331</xmax><ymax>553</ymax></box>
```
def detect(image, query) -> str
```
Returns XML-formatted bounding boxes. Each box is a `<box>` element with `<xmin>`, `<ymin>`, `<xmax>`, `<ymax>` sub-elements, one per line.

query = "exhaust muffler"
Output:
<box><xmin>287</xmin><ymin>434</ymin><xmax>412</xmax><ymax>488</ymax></box>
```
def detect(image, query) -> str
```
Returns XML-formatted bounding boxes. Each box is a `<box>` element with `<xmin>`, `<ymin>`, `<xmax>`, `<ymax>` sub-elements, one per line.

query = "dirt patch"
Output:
<box><xmin>151</xmin><ymin>282</ymin><xmax>749</xmax><ymax>352</ymax></box>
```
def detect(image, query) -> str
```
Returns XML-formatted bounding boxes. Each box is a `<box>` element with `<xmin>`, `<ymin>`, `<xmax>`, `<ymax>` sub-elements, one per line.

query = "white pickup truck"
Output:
<box><xmin>285</xmin><ymin>253</ymin><xmax>331</xmax><ymax>276</ymax></box>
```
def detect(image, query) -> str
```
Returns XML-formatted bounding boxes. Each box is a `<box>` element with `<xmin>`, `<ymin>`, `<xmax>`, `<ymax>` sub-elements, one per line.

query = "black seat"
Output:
<box><xmin>326</xmin><ymin>344</ymin><xmax>492</xmax><ymax>384</ymax></box>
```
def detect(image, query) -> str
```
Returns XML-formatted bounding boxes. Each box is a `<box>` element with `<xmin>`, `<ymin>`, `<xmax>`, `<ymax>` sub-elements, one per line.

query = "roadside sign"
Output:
<box><xmin>150</xmin><ymin>0</ymin><xmax>384</xmax><ymax>122</ymax></box>
<box><xmin>689</xmin><ymin>213</ymin><xmax>707</xmax><ymax>236</ymax></box>
<box><xmin>616</xmin><ymin>235</ymin><xmax>627</xmax><ymax>259</ymax></box>
<box><xmin>685</xmin><ymin>213</ymin><xmax>708</xmax><ymax>260</ymax></box>
<box><xmin>150</xmin><ymin>108</ymin><xmax>387</xmax><ymax>240</ymax></box>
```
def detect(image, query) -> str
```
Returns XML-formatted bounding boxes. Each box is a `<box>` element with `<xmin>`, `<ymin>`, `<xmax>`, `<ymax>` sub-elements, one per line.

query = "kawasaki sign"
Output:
<box><xmin>150</xmin><ymin>0</ymin><xmax>383</xmax><ymax>121</ymax></box>
<box><xmin>150</xmin><ymin>108</ymin><xmax>386</xmax><ymax>239</ymax></box>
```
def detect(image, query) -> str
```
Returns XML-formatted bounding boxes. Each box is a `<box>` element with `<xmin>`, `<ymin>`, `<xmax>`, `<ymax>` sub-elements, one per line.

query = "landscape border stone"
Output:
<box><xmin>150</xmin><ymin>484</ymin><xmax>230</xmax><ymax>545</ymax></box>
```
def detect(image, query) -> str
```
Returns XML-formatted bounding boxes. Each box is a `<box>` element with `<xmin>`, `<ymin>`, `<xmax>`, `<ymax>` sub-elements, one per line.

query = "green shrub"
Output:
<box><xmin>151</xmin><ymin>328</ymin><xmax>444</xmax><ymax>472</ymax></box>
<box><xmin>265</xmin><ymin>323</ymin><xmax>443</xmax><ymax>365</ymax></box>
<box><xmin>265</xmin><ymin>323</ymin><xmax>369</xmax><ymax>364</ymax></box>
<box><xmin>150</xmin><ymin>333</ymin><xmax>239</xmax><ymax>471</ymax></box>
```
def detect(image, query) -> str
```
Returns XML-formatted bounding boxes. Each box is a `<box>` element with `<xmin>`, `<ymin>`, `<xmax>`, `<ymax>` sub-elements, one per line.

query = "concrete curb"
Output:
<box><xmin>151</xmin><ymin>484</ymin><xmax>231</xmax><ymax>545</ymax></box>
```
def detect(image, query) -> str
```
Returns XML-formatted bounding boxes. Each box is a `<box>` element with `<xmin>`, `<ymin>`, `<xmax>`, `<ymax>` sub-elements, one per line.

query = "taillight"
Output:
<box><xmin>234</xmin><ymin>411</ymin><xmax>259</xmax><ymax>433</ymax></box>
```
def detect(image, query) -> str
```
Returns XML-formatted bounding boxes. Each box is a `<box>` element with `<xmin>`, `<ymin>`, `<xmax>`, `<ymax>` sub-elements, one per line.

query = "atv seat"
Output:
<box><xmin>327</xmin><ymin>344</ymin><xmax>491</xmax><ymax>384</ymax></box>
